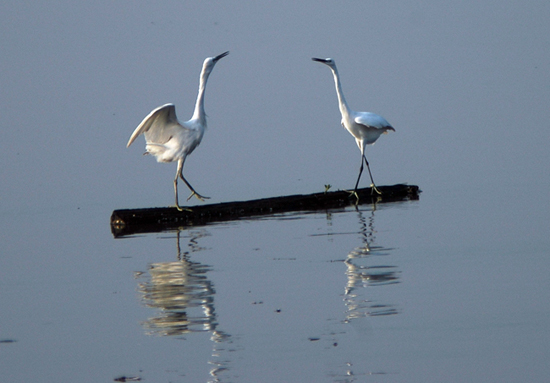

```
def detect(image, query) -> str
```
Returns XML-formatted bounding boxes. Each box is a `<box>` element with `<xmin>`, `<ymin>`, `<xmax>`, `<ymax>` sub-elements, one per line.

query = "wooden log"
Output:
<box><xmin>110</xmin><ymin>184</ymin><xmax>420</xmax><ymax>237</ymax></box>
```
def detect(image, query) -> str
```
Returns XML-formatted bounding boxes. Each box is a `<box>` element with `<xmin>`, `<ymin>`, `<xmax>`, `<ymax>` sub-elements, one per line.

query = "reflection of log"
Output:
<box><xmin>111</xmin><ymin>184</ymin><xmax>420</xmax><ymax>237</ymax></box>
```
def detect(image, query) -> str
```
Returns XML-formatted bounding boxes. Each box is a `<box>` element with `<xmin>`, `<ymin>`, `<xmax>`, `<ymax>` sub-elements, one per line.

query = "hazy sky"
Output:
<box><xmin>1</xmin><ymin>1</ymin><xmax>549</xmax><ymax>211</ymax></box>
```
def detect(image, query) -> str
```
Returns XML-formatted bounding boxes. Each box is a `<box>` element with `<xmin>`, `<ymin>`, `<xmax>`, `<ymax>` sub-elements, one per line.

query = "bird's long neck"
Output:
<box><xmin>330</xmin><ymin>66</ymin><xmax>352</xmax><ymax>120</ymax></box>
<box><xmin>191</xmin><ymin>66</ymin><xmax>212</xmax><ymax>123</ymax></box>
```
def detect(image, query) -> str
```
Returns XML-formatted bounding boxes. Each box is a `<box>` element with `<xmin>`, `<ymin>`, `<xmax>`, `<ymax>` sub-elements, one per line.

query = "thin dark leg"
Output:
<box><xmin>179</xmin><ymin>172</ymin><xmax>210</xmax><ymax>201</ymax></box>
<box><xmin>353</xmin><ymin>156</ymin><xmax>364</xmax><ymax>193</ymax></box>
<box><xmin>363</xmin><ymin>155</ymin><xmax>382</xmax><ymax>195</ymax></box>
<box><xmin>176</xmin><ymin>159</ymin><xmax>209</xmax><ymax>202</ymax></box>
<box><xmin>174</xmin><ymin>160</ymin><xmax>183</xmax><ymax>209</ymax></box>
<box><xmin>173</xmin><ymin>160</ymin><xmax>195</xmax><ymax>211</ymax></box>
<box><xmin>345</xmin><ymin>155</ymin><xmax>364</xmax><ymax>204</ymax></box>
<box><xmin>174</xmin><ymin>165</ymin><xmax>189</xmax><ymax>211</ymax></box>
<box><xmin>174</xmin><ymin>177</ymin><xmax>180</xmax><ymax>208</ymax></box>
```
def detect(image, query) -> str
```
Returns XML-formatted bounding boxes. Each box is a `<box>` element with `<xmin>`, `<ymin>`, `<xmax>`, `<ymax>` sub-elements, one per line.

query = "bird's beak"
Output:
<box><xmin>312</xmin><ymin>57</ymin><xmax>329</xmax><ymax>63</ymax></box>
<box><xmin>213</xmin><ymin>51</ymin><xmax>229</xmax><ymax>62</ymax></box>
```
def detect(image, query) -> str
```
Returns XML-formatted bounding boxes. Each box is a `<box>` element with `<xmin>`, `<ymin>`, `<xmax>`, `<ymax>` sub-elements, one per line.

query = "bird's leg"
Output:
<box><xmin>179</xmin><ymin>172</ymin><xmax>210</xmax><ymax>202</ymax></box>
<box><xmin>345</xmin><ymin>157</ymin><xmax>364</xmax><ymax>203</ymax></box>
<box><xmin>363</xmin><ymin>155</ymin><xmax>382</xmax><ymax>195</ymax></box>
<box><xmin>174</xmin><ymin>162</ymin><xmax>192</xmax><ymax>212</ymax></box>
<box><xmin>174</xmin><ymin>176</ymin><xmax>192</xmax><ymax>211</ymax></box>
<box><xmin>353</xmin><ymin>158</ymin><xmax>364</xmax><ymax>193</ymax></box>
<box><xmin>174</xmin><ymin>177</ymin><xmax>180</xmax><ymax>209</ymax></box>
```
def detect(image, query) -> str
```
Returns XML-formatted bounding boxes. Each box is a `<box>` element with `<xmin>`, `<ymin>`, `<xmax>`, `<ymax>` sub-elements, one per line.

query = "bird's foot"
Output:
<box><xmin>370</xmin><ymin>184</ymin><xmax>382</xmax><ymax>195</ymax></box>
<box><xmin>187</xmin><ymin>191</ymin><xmax>210</xmax><ymax>202</ymax></box>
<box><xmin>344</xmin><ymin>189</ymin><xmax>360</xmax><ymax>204</ymax></box>
<box><xmin>175</xmin><ymin>204</ymin><xmax>193</xmax><ymax>212</ymax></box>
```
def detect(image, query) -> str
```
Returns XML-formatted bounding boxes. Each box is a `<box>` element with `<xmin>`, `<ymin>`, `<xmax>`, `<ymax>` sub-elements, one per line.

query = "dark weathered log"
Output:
<box><xmin>110</xmin><ymin>184</ymin><xmax>420</xmax><ymax>237</ymax></box>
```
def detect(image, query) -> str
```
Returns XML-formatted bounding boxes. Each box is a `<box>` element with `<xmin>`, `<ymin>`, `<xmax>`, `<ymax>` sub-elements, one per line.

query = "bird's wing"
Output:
<box><xmin>354</xmin><ymin>112</ymin><xmax>392</xmax><ymax>130</ymax></box>
<box><xmin>127</xmin><ymin>103</ymin><xmax>182</xmax><ymax>147</ymax></box>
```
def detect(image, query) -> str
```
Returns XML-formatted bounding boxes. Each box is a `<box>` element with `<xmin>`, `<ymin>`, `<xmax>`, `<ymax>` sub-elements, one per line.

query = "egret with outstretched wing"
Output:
<box><xmin>128</xmin><ymin>51</ymin><xmax>229</xmax><ymax>210</ymax></box>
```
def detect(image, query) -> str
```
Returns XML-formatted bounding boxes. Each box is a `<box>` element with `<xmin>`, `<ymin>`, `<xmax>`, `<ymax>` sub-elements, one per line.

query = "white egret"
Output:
<box><xmin>127</xmin><ymin>51</ymin><xmax>229</xmax><ymax>210</ymax></box>
<box><xmin>312</xmin><ymin>57</ymin><xmax>395</xmax><ymax>198</ymax></box>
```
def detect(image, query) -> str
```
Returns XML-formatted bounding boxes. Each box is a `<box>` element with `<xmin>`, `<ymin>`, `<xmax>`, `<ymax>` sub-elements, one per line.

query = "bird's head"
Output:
<box><xmin>213</xmin><ymin>51</ymin><xmax>230</xmax><ymax>63</ymax></box>
<box><xmin>312</xmin><ymin>57</ymin><xmax>336</xmax><ymax>68</ymax></box>
<box><xmin>203</xmin><ymin>51</ymin><xmax>230</xmax><ymax>73</ymax></box>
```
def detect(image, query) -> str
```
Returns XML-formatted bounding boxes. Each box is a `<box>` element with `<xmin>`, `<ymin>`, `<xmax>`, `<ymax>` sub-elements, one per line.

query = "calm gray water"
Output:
<box><xmin>1</xmin><ymin>1</ymin><xmax>549</xmax><ymax>382</ymax></box>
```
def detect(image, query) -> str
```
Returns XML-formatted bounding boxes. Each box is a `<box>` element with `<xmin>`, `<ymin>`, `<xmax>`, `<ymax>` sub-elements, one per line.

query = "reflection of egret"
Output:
<box><xmin>137</xmin><ymin>229</ymin><xmax>232</xmax><ymax>380</ymax></box>
<box><xmin>127</xmin><ymin>51</ymin><xmax>229</xmax><ymax>210</ymax></box>
<box><xmin>312</xmin><ymin>57</ymin><xmax>395</xmax><ymax>198</ymax></box>
<box><xmin>140</xmin><ymin>258</ymin><xmax>216</xmax><ymax>335</ymax></box>
<box><xmin>343</xmin><ymin>207</ymin><xmax>399</xmax><ymax>320</ymax></box>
